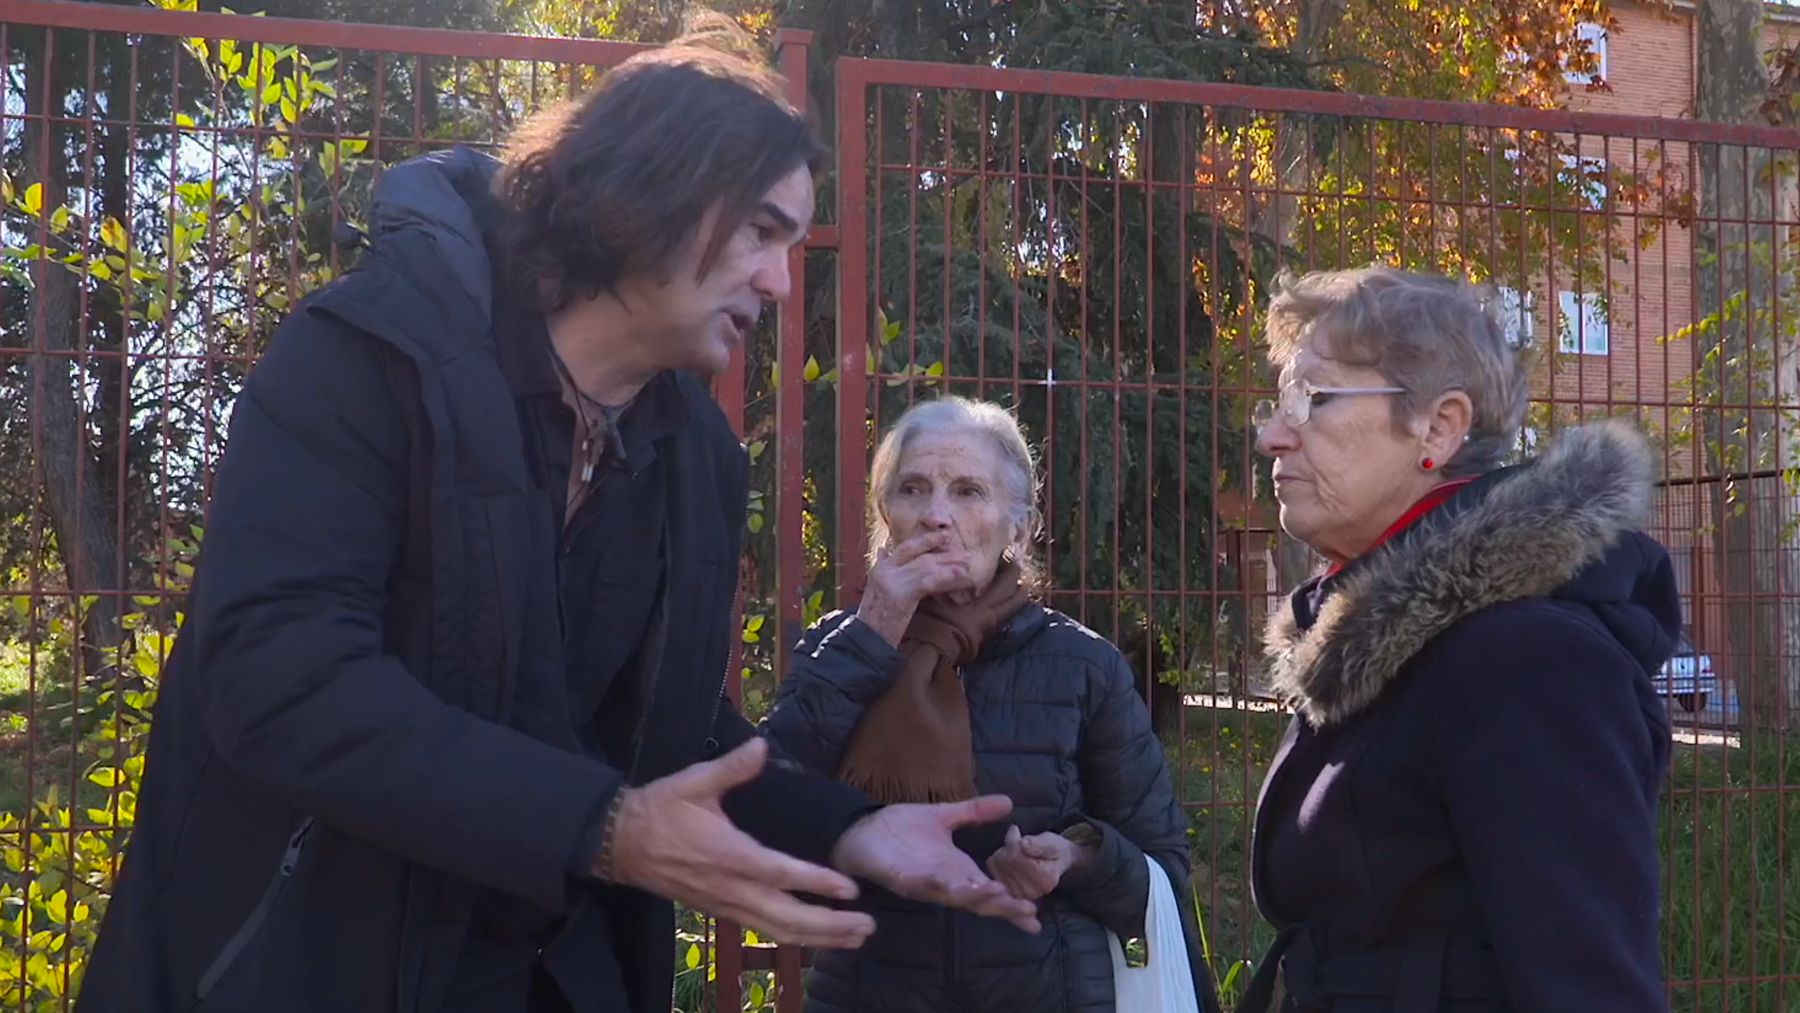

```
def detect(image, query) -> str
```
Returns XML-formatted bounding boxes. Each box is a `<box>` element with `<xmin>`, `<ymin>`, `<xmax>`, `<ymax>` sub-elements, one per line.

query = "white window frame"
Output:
<box><xmin>1495</xmin><ymin>285</ymin><xmax>1536</xmax><ymax>347</ymax></box>
<box><xmin>1564</xmin><ymin>21</ymin><xmax>1608</xmax><ymax>85</ymax></box>
<box><xmin>1557</xmin><ymin>290</ymin><xmax>1609</xmax><ymax>356</ymax></box>
<box><xmin>1500</xmin><ymin>149</ymin><xmax>1606</xmax><ymax>210</ymax></box>
<box><xmin>1559</xmin><ymin>153</ymin><xmax>1607</xmax><ymax>210</ymax></box>
<box><xmin>1514</xmin><ymin>423</ymin><xmax>1542</xmax><ymax>459</ymax></box>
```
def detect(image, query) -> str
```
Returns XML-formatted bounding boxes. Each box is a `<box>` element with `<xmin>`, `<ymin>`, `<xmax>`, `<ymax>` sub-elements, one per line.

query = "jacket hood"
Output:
<box><xmin>363</xmin><ymin>145</ymin><xmax>504</xmax><ymax>322</ymax></box>
<box><xmin>1264</xmin><ymin>419</ymin><xmax>1682</xmax><ymax>727</ymax></box>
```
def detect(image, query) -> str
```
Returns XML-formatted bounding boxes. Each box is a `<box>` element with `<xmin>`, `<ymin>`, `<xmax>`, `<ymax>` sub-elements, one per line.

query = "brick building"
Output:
<box><xmin>1553</xmin><ymin>1</ymin><xmax>1799</xmax><ymax>691</ymax></box>
<box><xmin>1237</xmin><ymin>2</ymin><xmax>1800</xmax><ymax>710</ymax></box>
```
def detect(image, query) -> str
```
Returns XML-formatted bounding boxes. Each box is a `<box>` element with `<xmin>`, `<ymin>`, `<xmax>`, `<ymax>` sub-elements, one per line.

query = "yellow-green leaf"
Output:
<box><xmin>44</xmin><ymin>890</ymin><xmax>67</xmax><ymax>925</ymax></box>
<box><xmin>803</xmin><ymin>355</ymin><xmax>822</xmax><ymax>382</ymax></box>
<box><xmin>685</xmin><ymin>943</ymin><xmax>701</xmax><ymax>970</ymax></box>
<box><xmin>88</xmin><ymin>260</ymin><xmax>114</xmax><ymax>281</ymax></box>
<box><xmin>100</xmin><ymin>216</ymin><xmax>128</xmax><ymax>252</ymax></box>
<box><xmin>925</xmin><ymin>361</ymin><xmax>946</xmax><ymax>377</ymax></box>
<box><xmin>175</xmin><ymin>112</ymin><xmax>197</xmax><ymax>128</ymax></box>
<box><xmin>279</xmin><ymin>96</ymin><xmax>298</xmax><ymax>124</ymax></box>
<box><xmin>49</xmin><ymin>205</ymin><xmax>71</xmax><ymax>232</ymax></box>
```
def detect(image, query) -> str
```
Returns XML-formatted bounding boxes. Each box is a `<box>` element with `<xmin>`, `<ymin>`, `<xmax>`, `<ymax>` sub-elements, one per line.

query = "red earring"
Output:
<box><xmin>1421</xmin><ymin>457</ymin><xmax>1436</xmax><ymax>471</ymax></box>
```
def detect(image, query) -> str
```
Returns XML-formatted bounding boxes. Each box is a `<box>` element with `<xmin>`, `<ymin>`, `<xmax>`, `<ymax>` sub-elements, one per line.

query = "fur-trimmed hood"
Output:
<box><xmin>1264</xmin><ymin>419</ymin><xmax>1681</xmax><ymax>727</ymax></box>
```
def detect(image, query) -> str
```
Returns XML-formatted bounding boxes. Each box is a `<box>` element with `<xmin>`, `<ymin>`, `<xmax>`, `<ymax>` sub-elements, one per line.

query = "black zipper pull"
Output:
<box><xmin>280</xmin><ymin>820</ymin><xmax>312</xmax><ymax>875</ymax></box>
<box><xmin>192</xmin><ymin>818</ymin><xmax>315</xmax><ymax>1004</ymax></box>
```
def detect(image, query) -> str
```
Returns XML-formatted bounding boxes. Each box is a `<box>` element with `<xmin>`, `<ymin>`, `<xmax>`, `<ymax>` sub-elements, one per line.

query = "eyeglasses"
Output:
<box><xmin>1252</xmin><ymin>381</ymin><xmax>1407</xmax><ymax>430</ymax></box>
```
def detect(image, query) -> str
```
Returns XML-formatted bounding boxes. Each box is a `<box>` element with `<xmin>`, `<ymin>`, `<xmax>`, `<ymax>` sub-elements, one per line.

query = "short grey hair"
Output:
<box><xmin>1265</xmin><ymin>266</ymin><xmax>1530</xmax><ymax>478</ymax></box>
<box><xmin>866</xmin><ymin>395</ymin><xmax>1042</xmax><ymax>588</ymax></box>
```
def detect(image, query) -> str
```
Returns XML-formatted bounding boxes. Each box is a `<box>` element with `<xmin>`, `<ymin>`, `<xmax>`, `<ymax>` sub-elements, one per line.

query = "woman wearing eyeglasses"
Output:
<box><xmin>1238</xmin><ymin>267</ymin><xmax>1680</xmax><ymax>1013</ymax></box>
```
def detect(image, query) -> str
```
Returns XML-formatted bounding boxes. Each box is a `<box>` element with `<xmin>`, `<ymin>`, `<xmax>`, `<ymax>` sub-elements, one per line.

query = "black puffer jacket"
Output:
<box><xmin>763</xmin><ymin>603</ymin><xmax>1221</xmax><ymax>1013</ymax></box>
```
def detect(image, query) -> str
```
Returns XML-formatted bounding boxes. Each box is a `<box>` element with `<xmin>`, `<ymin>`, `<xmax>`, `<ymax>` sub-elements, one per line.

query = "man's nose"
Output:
<box><xmin>750</xmin><ymin>247</ymin><xmax>793</xmax><ymax>302</ymax></box>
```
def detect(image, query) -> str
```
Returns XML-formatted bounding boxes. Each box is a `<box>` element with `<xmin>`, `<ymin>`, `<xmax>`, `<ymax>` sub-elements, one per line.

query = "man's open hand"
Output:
<box><xmin>606</xmin><ymin>739</ymin><xmax>877</xmax><ymax>950</ymax></box>
<box><xmin>830</xmin><ymin>796</ymin><xmax>1042</xmax><ymax>934</ymax></box>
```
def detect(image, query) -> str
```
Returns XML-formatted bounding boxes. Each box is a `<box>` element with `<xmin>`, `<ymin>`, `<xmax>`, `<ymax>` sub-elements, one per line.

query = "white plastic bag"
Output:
<box><xmin>1108</xmin><ymin>855</ymin><xmax>1202</xmax><ymax>1013</ymax></box>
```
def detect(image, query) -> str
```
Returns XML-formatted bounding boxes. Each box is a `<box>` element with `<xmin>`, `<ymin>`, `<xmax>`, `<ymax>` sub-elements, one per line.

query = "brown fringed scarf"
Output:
<box><xmin>837</xmin><ymin>560</ymin><xmax>1030</xmax><ymax>804</ymax></box>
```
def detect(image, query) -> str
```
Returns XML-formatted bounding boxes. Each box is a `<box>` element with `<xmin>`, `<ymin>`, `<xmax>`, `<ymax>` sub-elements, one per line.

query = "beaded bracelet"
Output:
<box><xmin>592</xmin><ymin>790</ymin><xmax>629</xmax><ymax>883</ymax></box>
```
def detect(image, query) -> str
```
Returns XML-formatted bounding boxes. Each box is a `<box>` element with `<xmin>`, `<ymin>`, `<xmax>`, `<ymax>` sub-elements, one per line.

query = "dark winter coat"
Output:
<box><xmin>77</xmin><ymin>147</ymin><xmax>869</xmax><ymax>1013</ymax></box>
<box><xmin>762</xmin><ymin>604</ymin><xmax>1222</xmax><ymax>1013</ymax></box>
<box><xmin>1240</xmin><ymin>421</ymin><xmax>1681</xmax><ymax>1013</ymax></box>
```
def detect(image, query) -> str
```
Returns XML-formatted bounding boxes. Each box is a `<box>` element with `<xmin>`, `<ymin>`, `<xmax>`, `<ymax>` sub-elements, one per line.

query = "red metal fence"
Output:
<box><xmin>831</xmin><ymin>57</ymin><xmax>1800</xmax><ymax>1013</ymax></box>
<box><xmin>2</xmin><ymin>1</ymin><xmax>1798</xmax><ymax>1010</ymax></box>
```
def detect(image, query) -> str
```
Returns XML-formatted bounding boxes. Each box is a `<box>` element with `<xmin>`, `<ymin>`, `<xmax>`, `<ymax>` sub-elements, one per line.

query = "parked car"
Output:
<box><xmin>1657</xmin><ymin>632</ymin><xmax>1718</xmax><ymax>714</ymax></box>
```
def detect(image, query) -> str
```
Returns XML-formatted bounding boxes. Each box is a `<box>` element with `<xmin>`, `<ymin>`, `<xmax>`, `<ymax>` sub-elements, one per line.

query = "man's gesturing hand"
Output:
<box><xmin>604</xmin><ymin>738</ymin><xmax>877</xmax><ymax>950</ymax></box>
<box><xmin>830</xmin><ymin>796</ymin><xmax>1042</xmax><ymax>934</ymax></box>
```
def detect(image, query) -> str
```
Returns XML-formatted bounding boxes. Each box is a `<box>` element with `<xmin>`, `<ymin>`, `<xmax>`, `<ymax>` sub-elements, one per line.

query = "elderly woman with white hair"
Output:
<box><xmin>762</xmin><ymin>396</ymin><xmax>1219</xmax><ymax>1013</ymax></box>
<box><xmin>1239</xmin><ymin>267</ymin><xmax>1681</xmax><ymax>1013</ymax></box>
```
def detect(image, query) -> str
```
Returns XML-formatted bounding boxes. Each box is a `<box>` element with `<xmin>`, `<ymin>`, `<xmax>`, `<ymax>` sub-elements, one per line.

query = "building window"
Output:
<box><xmin>1564</xmin><ymin>21</ymin><xmax>1608</xmax><ymax>85</ymax></box>
<box><xmin>1557</xmin><ymin>290</ymin><xmax>1609</xmax><ymax>355</ymax></box>
<box><xmin>1559</xmin><ymin>154</ymin><xmax>1607</xmax><ymax>210</ymax></box>
<box><xmin>1496</xmin><ymin>286</ymin><xmax>1535</xmax><ymax>347</ymax></box>
<box><xmin>1501</xmin><ymin>149</ymin><xmax>1607</xmax><ymax>211</ymax></box>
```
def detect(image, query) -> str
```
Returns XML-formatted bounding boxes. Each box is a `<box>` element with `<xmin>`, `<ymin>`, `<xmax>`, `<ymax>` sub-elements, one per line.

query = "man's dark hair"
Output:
<box><xmin>492</xmin><ymin>13</ymin><xmax>825</xmax><ymax>311</ymax></box>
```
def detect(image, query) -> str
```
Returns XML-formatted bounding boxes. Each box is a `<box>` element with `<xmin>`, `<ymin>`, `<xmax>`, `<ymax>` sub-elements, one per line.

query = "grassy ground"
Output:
<box><xmin>1661</xmin><ymin>733</ymin><xmax>1800</xmax><ymax>1012</ymax></box>
<box><xmin>1164</xmin><ymin>702</ymin><xmax>1288</xmax><ymax>998</ymax></box>
<box><xmin>0</xmin><ymin>642</ymin><xmax>110</xmax><ymax>817</ymax></box>
<box><xmin>1172</xmin><ymin>702</ymin><xmax>1800</xmax><ymax>1011</ymax></box>
<box><xmin>1</xmin><ymin>654</ymin><xmax>1792</xmax><ymax>1011</ymax></box>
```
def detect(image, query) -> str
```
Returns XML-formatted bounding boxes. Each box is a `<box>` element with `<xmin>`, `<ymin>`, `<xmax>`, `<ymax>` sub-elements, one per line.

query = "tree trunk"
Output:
<box><xmin>22</xmin><ymin>42</ymin><xmax>125</xmax><ymax>683</ymax></box>
<box><xmin>1248</xmin><ymin>0</ymin><xmax>1347</xmax><ymax>258</ymax></box>
<box><xmin>1695</xmin><ymin>0</ymin><xmax>1800</xmax><ymax>731</ymax></box>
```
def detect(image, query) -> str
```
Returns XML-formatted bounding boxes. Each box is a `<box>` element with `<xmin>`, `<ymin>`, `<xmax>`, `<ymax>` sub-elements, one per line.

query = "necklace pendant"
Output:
<box><xmin>578</xmin><ymin>436</ymin><xmax>596</xmax><ymax>484</ymax></box>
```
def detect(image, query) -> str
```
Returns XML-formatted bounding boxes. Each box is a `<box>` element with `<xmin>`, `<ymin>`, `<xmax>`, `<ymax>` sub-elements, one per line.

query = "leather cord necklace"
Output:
<box><xmin>546</xmin><ymin>340</ymin><xmax>631</xmax><ymax>516</ymax></box>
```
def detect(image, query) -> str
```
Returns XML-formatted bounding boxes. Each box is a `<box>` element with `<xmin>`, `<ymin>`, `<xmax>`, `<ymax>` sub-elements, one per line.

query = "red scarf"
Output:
<box><xmin>1324</xmin><ymin>478</ymin><xmax>1476</xmax><ymax>579</ymax></box>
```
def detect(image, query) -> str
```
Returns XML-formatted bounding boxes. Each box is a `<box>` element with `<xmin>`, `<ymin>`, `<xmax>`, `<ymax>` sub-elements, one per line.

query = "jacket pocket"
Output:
<box><xmin>189</xmin><ymin>819</ymin><xmax>313</xmax><ymax>1009</ymax></box>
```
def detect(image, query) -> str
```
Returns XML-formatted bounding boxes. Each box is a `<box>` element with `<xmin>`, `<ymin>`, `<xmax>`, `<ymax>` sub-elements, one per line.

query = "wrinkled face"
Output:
<box><xmin>1254</xmin><ymin>341</ymin><xmax>1437</xmax><ymax>563</ymax></box>
<box><xmin>614</xmin><ymin>164</ymin><xmax>814</xmax><ymax>377</ymax></box>
<box><xmin>882</xmin><ymin>429</ymin><xmax>1020</xmax><ymax>596</ymax></box>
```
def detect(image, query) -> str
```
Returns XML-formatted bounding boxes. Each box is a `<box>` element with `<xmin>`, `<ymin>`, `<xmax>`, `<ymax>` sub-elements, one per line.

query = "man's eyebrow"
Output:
<box><xmin>759</xmin><ymin>202</ymin><xmax>803</xmax><ymax>237</ymax></box>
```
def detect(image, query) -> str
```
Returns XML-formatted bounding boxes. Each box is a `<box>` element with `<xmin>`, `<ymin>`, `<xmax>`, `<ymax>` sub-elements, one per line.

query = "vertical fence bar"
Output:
<box><xmin>768</xmin><ymin>31</ymin><xmax>814</xmax><ymax>1013</ymax></box>
<box><xmin>834</xmin><ymin>60</ymin><xmax>872</xmax><ymax>602</ymax></box>
<box><xmin>4</xmin><ymin>7</ymin><xmax>1800</xmax><ymax>1009</ymax></box>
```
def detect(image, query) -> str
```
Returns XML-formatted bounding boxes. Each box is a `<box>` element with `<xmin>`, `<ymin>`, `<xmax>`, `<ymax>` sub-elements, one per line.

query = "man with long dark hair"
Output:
<box><xmin>79</xmin><ymin>16</ymin><xmax>1037</xmax><ymax>1013</ymax></box>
